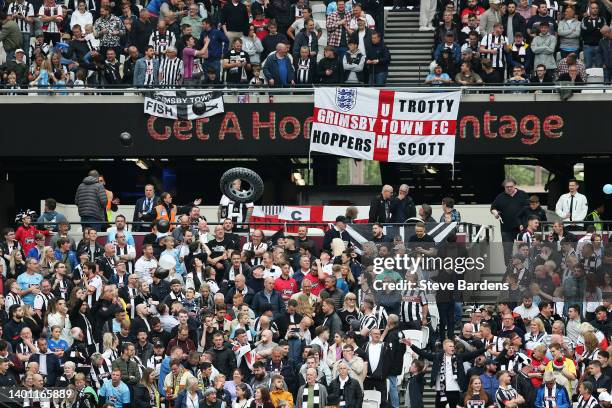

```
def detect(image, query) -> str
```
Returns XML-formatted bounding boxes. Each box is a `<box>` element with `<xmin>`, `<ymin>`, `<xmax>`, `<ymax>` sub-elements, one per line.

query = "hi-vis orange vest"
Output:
<box><xmin>155</xmin><ymin>204</ymin><xmax>177</xmax><ymax>229</ymax></box>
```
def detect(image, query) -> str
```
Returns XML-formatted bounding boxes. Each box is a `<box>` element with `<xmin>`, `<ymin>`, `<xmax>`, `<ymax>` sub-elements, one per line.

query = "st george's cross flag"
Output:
<box><xmin>309</xmin><ymin>88</ymin><xmax>461</xmax><ymax>163</ymax></box>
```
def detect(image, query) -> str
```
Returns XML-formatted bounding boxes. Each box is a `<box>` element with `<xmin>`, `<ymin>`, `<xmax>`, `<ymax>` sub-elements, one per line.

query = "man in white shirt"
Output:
<box><xmin>134</xmin><ymin>244</ymin><xmax>158</xmax><ymax>285</ymax></box>
<box><xmin>555</xmin><ymin>179</ymin><xmax>588</xmax><ymax>225</ymax></box>
<box><xmin>513</xmin><ymin>294</ymin><xmax>539</xmax><ymax>323</ymax></box>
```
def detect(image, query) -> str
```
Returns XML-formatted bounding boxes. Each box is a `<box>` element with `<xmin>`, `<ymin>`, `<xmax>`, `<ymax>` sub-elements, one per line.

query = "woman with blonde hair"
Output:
<box><xmin>22</xmin><ymin>304</ymin><xmax>43</xmax><ymax>339</ymax></box>
<box><xmin>101</xmin><ymin>332</ymin><xmax>119</xmax><ymax>361</ymax></box>
<box><xmin>577</xmin><ymin>331</ymin><xmax>600</xmax><ymax>373</ymax></box>
<box><xmin>338</xmin><ymin>293</ymin><xmax>360</xmax><ymax>333</ymax></box>
<box><xmin>40</xmin><ymin>246</ymin><xmax>57</xmax><ymax>275</ymax></box>
<box><xmin>524</xmin><ymin>318</ymin><xmax>547</xmax><ymax>352</ymax></box>
<box><xmin>295</xmin><ymin>293</ymin><xmax>314</xmax><ymax>318</ymax></box>
<box><xmin>8</xmin><ymin>249</ymin><xmax>26</xmax><ymax>278</ymax></box>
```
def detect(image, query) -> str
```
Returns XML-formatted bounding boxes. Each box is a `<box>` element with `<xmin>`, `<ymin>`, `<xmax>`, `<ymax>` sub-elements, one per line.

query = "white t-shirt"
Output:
<box><xmin>513</xmin><ymin>304</ymin><xmax>539</xmax><ymax>320</ymax></box>
<box><xmin>134</xmin><ymin>256</ymin><xmax>158</xmax><ymax>285</ymax></box>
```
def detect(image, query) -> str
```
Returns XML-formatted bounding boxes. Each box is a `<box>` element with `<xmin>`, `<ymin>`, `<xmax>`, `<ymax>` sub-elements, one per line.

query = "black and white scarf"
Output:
<box><xmin>302</xmin><ymin>383</ymin><xmax>321</xmax><ymax>408</ymax></box>
<box><xmin>438</xmin><ymin>354</ymin><xmax>459</xmax><ymax>402</ymax></box>
<box><xmin>543</xmin><ymin>384</ymin><xmax>557</xmax><ymax>408</ymax></box>
<box><xmin>90</xmin><ymin>357</ymin><xmax>112</xmax><ymax>390</ymax></box>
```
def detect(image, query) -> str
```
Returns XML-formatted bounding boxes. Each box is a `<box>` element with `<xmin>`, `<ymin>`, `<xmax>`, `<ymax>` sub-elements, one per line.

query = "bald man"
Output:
<box><xmin>369</xmin><ymin>185</ymin><xmax>394</xmax><ymax>223</ymax></box>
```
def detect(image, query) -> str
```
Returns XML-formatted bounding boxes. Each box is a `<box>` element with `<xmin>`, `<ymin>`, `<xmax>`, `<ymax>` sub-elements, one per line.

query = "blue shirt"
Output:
<box><xmin>99</xmin><ymin>379</ymin><xmax>130</xmax><ymax>408</ymax></box>
<box><xmin>277</xmin><ymin>58</ymin><xmax>288</xmax><ymax>85</ymax></box>
<box><xmin>106</xmin><ymin>228</ymin><xmax>135</xmax><ymax>246</ymax></box>
<box><xmin>48</xmin><ymin>338</ymin><xmax>70</xmax><ymax>362</ymax></box>
<box><xmin>17</xmin><ymin>272</ymin><xmax>43</xmax><ymax>305</ymax></box>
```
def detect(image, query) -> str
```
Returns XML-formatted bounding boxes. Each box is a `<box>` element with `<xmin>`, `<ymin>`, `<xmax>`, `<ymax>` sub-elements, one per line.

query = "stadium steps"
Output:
<box><xmin>385</xmin><ymin>10</ymin><xmax>434</xmax><ymax>84</ymax></box>
<box><xmin>398</xmin><ymin>298</ymin><xmax>504</xmax><ymax>407</ymax></box>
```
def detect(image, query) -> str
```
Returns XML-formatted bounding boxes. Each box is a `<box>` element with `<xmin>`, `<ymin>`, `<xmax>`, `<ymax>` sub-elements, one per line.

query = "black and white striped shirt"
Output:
<box><xmin>295</xmin><ymin>58</ymin><xmax>313</xmax><ymax>84</ymax></box>
<box><xmin>8</xmin><ymin>1</ymin><xmax>35</xmax><ymax>33</ymax></box>
<box><xmin>159</xmin><ymin>57</ymin><xmax>183</xmax><ymax>86</ymax></box>
<box><xmin>576</xmin><ymin>395</ymin><xmax>599</xmax><ymax>408</ymax></box>
<box><xmin>33</xmin><ymin>292</ymin><xmax>55</xmax><ymax>316</ymax></box>
<box><xmin>144</xmin><ymin>58</ymin><xmax>155</xmax><ymax>85</ymax></box>
<box><xmin>39</xmin><ymin>5</ymin><xmax>63</xmax><ymax>33</ymax></box>
<box><xmin>480</xmin><ymin>33</ymin><xmax>507</xmax><ymax>68</ymax></box>
<box><xmin>359</xmin><ymin>313</ymin><xmax>378</xmax><ymax>333</ymax></box>
<box><xmin>400</xmin><ymin>290</ymin><xmax>428</xmax><ymax>322</ymax></box>
<box><xmin>495</xmin><ymin>385</ymin><xmax>519</xmax><ymax>408</ymax></box>
<box><xmin>148</xmin><ymin>30</ymin><xmax>176</xmax><ymax>60</ymax></box>
<box><xmin>374</xmin><ymin>305</ymin><xmax>388</xmax><ymax>329</ymax></box>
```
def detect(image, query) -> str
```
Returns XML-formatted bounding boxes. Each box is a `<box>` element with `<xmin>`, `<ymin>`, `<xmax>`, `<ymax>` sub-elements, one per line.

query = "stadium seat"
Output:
<box><xmin>364</xmin><ymin>390</ymin><xmax>382</xmax><ymax>408</ymax></box>
<box><xmin>312</xmin><ymin>3</ymin><xmax>327</xmax><ymax>14</ymax></box>
<box><xmin>586</xmin><ymin>67</ymin><xmax>604</xmax><ymax>83</ymax></box>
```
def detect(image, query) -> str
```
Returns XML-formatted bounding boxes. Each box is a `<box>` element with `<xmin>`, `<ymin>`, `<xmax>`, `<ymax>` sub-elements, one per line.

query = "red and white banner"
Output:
<box><xmin>251</xmin><ymin>206</ymin><xmax>369</xmax><ymax>231</ymax></box>
<box><xmin>310</xmin><ymin>88</ymin><xmax>461</xmax><ymax>163</ymax></box>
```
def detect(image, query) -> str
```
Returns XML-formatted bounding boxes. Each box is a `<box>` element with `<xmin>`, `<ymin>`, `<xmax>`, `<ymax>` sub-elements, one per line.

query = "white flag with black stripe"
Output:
<box><xmin>144</xmin><ymin>90</ymin><xmax>224</xmax><ymax>120</ymax></box>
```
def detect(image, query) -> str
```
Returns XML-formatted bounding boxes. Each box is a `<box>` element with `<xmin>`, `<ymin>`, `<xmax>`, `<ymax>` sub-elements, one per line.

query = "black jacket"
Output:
<box><xmin>75</xmin><ymin>176</ymin><xmax>107</xmax><ymax>221</ymax></box>
<box><xmin>91</xmin><ymin>298</ymin><xmax>121</xmax><ymax>343</ymax></box>
<box><xmin>384</xmin><ymin>327</ymin><xmax>406</xmax><ymax>375</ymax></box>
<box><xmin>369</xmin><ymin>195</ymin><xmax>393</xmax><ymax>223</ymax></box>
<box><xmin>322</xmin><ymin>228</ymin><xmax>353</xmax><ymax>251</ymax></box>
<box><xmin>365</xmin><ymin>40</ymin><xmax>391</xmax><ymax>73</ymax></box>
<box><xmin>410</xmin><ymin>344</ymin><xmax>486</xmax><ymax>391</ymax></box>
<box><xmin>132</xmin><ymin>195</ymin><xmax>158</xmax><ymax>231</ymax></box>
<box><xmin>328</xmin><ymin>376</ymin><xmax>363</xmax><ymax>407</ymax></box>
<box><xmin>502</xmin><ymin>13</ymin><xmax>527</xmax><ymax>39</ymax></box>
<box><xmin>317</xmin><ymin>56</ymin><xmax>341</xmax><ymax>84</ymax></box>
<box><xmin>391</xmin><ymin>195</ymin><xmax>416</xmax><ymax>223</ymax></box>
<box><xmin>516</xmin><ymin>204</ymin><xmax>547</xmax><ymax>228</ymax></box>
<box><xmin>211</xmin><ymin>346</ymin><xmax>237</xmax><ymax>377</ymax></box>
<box><xmin>274</xmin><ymin>311</ymin><xmax>304</xmax><ymax>339</ymax></box>
<box><xmin>29</xmin><ymin>353</ymin><xmax>61</xmax><ymax>386</ymax></box>
<box><xmin>349</xmin><ymin>28</ymin><xmax>372</xmax><ymax>50</ymax></box>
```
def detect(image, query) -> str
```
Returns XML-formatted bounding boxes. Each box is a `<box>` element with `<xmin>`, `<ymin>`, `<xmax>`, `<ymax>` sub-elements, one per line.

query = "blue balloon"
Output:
<box><xmin>604</xmin><ymin>184</ymin><xmax>612</xmax><ymax>194</ymax></box>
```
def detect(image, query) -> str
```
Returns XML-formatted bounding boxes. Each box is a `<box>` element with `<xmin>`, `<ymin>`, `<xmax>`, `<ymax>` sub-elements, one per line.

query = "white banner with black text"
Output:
<box><xmin>144</xmin><ymin>90</ymin><xmax>224</xmax><ymax>120</ymax></box>
<box><xmin>309</xmin><ymin>88</ymin><xmax>461</xmax><ymax>163</ymax></box>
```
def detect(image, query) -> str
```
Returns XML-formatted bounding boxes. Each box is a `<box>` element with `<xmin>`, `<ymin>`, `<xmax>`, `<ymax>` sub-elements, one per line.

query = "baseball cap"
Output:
<box><xmin>203</xmin><ymin>387</ymin><xmax>216</xmax><ymax>397</ymax></box>
<box><xmin>15</xmin><ymin>49</ymin><xmax>25</xmax><ymax>54</ymax></box>
<box><xmin>485</xmin><ymin>358</ymin><xmax>498</xmax><ymax>366</ymax></box>
<box><xmin>154</xmin><ymin>341</ymin><xmax>164</xmax><ymax>348</ymax></box>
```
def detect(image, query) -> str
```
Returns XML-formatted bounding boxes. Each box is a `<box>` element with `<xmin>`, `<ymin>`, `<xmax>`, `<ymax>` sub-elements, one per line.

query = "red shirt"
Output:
<box><xmin>15</xmin><ymin>225</ymin><xmax>49</xmax><ymax>256</ymax></box>
<box><xmin>529</xmin><ymin>356</ymin><xmax>549</xmax><ymax>388</ymax></box>
<box><xmin>304</xmin><ymin>273</ymin><xmax>324</xmax><ymax>296</ymax></box>
<box><xmin>460</xmin><ymin>6</ymin><xmax>485</xmax><ymax>18</ymax></box>
<box><xmin>274</xmin><ymin>276</ymin><xmax>298</xmax><ymax>300</ymax></box>
<box><xmin>253</xmin><ymin>17</ymin><xmax>270</xmax><ymax>41</ymax></box>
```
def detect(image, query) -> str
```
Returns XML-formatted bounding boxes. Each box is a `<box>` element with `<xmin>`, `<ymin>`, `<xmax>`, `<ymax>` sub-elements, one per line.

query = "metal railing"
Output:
<box><xmin>0</xmin><ymin>83</ymin><xmax>610</xmax><ymax>95</ymax></box>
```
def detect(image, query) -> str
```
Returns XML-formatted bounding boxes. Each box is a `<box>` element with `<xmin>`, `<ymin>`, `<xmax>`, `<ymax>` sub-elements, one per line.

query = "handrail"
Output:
<box><xmin>0</xmin><ymin>83</ymin><xmax>610</xmax><ymax>95</ymax></box>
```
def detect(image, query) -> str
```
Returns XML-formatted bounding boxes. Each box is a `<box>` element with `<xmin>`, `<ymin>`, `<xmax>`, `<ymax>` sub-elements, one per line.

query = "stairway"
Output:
<box><xmin>385</xmin><ymin>10</ymin><xmax>434</xmax><ymax>84</ymax></box>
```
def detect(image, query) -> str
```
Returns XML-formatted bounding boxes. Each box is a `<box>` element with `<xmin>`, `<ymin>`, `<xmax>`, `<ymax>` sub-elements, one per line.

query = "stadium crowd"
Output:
<box><xmin>0</xmin><ymin>170</ymin><xmax>610</xmax><ymax>408</ymax></box>
<box><xmin>418</xmin><ymin>0</ymin><xmax>612</xmax><ymax>85</ymax></box>
<box><xmin>0</xmin><ymin>0</ymin><xmax>390</xmax><ymax>88</ymax></box>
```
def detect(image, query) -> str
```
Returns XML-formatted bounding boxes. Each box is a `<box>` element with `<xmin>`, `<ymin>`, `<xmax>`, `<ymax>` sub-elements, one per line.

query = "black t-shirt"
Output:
<box><xmin>209</xmin><ymin>237</ymin><xmax>235</xmax><ymax>259</ymax></box>
<box><xmin>408</xmin><ymin>234</ymin><xmax>434</xmax><ymax>243</ymax></box>
<box><xmin>462</xmin><ymin>393</ymin><xmax>488</xmax><ymax>408</ymax></box>
<box><xmin>338</xmin><ymin>309</ymin><xmax>361</xmax><ymax>333</ymax></box>
<box><xmin>224</xmin><ymin>49</ymin><xmax>250</xmax><ymax>83</ymax></box>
